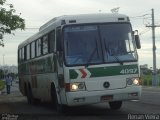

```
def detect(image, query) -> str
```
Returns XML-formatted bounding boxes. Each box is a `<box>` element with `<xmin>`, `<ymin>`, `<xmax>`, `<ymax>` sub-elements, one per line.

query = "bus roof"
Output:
<box><xmin>18</xmin><ymin>13</ymin><xmax>129</xmax><ymax>49</ymax></box>
<box><xmin>39</xmin><ymin>13</ymin><xmax>129</xmax><ymax>31</ymax></box>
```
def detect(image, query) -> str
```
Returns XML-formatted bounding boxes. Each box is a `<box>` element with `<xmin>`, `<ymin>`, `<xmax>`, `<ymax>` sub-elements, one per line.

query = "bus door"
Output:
<box><xmin>56</xmin><ymin>27</ymin><xmax>67</xmax><ymax>104</ymax></box>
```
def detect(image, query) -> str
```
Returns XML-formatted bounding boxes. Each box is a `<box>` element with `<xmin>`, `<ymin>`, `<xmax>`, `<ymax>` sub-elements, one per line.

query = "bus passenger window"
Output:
<box><xmin>26</xmin><ymin>44</ymin><xmax>30</xmax><ymax>60</ymax></box>
<box><xmin>31</xmin><ymin>42</ymin><xmax>36</xmax><ymax>58</ymax></box>
<box><xmin>42</xmin><ymin>35</ymin><xmax>48</xmax><ymax>54</ymax></box>
<box><xmin>56</xmin><ymin>27</ymin><xmax>62</xmax><ymax>51</ymax></box>
<box><xmin>36</xmin><ymin>39</ymin><xmax>42</xmax><ymax>56</ymax></box>
<box><xmin>49</xmin><ymin>31</ymin><xmax>55</xmax><ymax>53</ymax></box>
<box><xmin>19</xmin><ymin>49</ymin><xmax>22</xmax><ymax>62</ymax></box>
<box><xmin>22</xmin><ymin>47</ymin><xmax>25</xmax><ymax>61</ymax></box>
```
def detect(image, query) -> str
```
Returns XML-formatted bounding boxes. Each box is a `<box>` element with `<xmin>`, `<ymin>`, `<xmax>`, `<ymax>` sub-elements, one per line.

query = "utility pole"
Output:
<box><xmin>146</xmin><ymin>8</ymin><xmax>160</xmax><ymax>86</ymax></box>
<box><xmin>2</xmin><ymin>54</ymin><xmax>5</xmax><ymax>79</ymax></box>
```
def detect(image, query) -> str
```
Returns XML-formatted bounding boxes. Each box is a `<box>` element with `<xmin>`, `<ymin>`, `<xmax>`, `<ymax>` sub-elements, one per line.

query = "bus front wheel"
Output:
<box><xmin>51</xmin><ymin>84</ymin><xmax>65</xmax><ymax>113</ymax></box>
<box><xmin>27</xmin><ymin>85</ymin><xmax>33</xmax><ymax>104</ymax></box>
<box><xmin>109</xmin><ymin>101</ymin><xmax>122</xmax><ymax>110</ymax></box>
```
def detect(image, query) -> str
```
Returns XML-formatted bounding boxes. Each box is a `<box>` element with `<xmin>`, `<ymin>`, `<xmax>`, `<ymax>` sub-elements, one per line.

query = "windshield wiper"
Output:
<box><xmin>85</xmin><ymin>47</ymin><xmax>97</xmax><ymax>68</ymax></box>
<box><xmin>103</xmin><ymin>38</ymin><xmax>123</xmax><ymax>65</ymax></box>
<box><xmin>85</xmin><ymin>39</ymin><xmax>99</xmax><ymax>67</ymax></box>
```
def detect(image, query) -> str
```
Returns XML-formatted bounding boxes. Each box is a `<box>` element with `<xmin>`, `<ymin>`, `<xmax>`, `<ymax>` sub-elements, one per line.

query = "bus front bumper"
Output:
<box><xmin>65</xmin><ymin>86</ymin><xmax>142</xmax><ymax>106</ymax></box>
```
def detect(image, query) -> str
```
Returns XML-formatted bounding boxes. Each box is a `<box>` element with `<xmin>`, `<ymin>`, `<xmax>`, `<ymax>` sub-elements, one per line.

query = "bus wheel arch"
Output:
<box><xmin>51</xmin><ymin>82</ymin><xmax>65</xmax><ymax>112</ymax></box>
<box><xmin>26</xmin><ymin>82</ymin><xmax>39</xmax><ymax>105</ymax></box>
<box><xmin>51</xmin><ymin>83</ymin><xmax>59</xmax><ymax>105</ymax></box>
<box><xmin>24</xmin><ymin>83</ymin><xmax>27</xmax><ymax>96</ymax></box>
<box><xmin>26</xmin><ymin>83</ymin><xmax>32</xmax><ymax>104</ymax></box>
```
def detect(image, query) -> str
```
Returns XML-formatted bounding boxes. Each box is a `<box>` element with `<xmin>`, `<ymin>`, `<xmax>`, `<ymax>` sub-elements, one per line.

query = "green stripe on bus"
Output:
<box><xmin>69</xmin><ymin>64</ymin><xmax>139</xmax><ymax>79</ymax></box>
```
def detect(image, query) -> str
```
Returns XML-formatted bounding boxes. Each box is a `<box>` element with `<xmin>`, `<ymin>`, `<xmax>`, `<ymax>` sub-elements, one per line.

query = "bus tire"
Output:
<box><xmin>27</xmin><ymin>84</ymin><xmax>40</xmax><ymax>105</ymax></box>
<box><xmin>24</xmin><ymin>83</ymin><xmax>27</xmax><ymax>96</ymax></box>
<box><xmin>26</xmin><ymin>85</ymin><xmax>32</xmax><ymax>104</ymax></box>
<box><xmin>51</xmin><ymin>84</ymin><xmax>65</xmax><ymax>113</ymax></box>
<box><xmin>109</xmin><ymin>101</ymin><xmax>122</xmax><ymax>110</ymax></box>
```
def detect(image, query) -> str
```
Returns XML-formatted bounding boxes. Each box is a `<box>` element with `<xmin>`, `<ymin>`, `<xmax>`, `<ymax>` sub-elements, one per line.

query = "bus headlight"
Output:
<box><xmin>65</xmin><ymin>82</ymin><xmax>86</xmax><ymax>92</ymax></box>
<box><xmin>71</xmin><ymin>84</ymin><xmax>78</xmax><ymax>91</ymax></box>
<box><xmin>133</xmin><ymin>79</ymin><xmax>139</xmax><ymax>85</ymax></box>
<box><xmin>127</xmin><ymin>78</ymin><xmax>140</xmax><ymax>86</ymax></box>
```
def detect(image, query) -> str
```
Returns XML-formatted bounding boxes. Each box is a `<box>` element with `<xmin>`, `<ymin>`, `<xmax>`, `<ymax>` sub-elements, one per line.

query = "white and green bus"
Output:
<box><xmin>18</xmin><ymin>13</ymin><xmax>141</xmax><ymax>112</ymax></box>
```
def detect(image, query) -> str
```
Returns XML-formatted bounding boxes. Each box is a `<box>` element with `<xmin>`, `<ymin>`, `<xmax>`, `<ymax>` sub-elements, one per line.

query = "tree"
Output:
<box><xmin>0</xmin><ymin>69</ymin><xmax>4</xmax><ymax>79</ymax></box>
<box><xmin>0</xmin><ymin>0</ymin><xmax>25</xmax><ymax>47</ymax></box>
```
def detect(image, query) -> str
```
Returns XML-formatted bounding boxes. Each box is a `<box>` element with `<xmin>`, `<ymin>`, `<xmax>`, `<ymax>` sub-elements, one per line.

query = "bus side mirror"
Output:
<box><xmin>134</xmin><ymin>30</ymin><xmax>141</xmax><ymax>49</ymax></box>
<box><xmin>135</xmin><ymin>35</ymin><xmax>141</xmax><ymax>49</ymax></box>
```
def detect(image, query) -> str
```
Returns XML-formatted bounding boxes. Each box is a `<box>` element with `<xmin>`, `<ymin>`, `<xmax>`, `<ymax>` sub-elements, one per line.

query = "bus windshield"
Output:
<box><xmin>64</xmin><ymin>23</ymin><xmax>137</xmax><ymax>66</ymax></box>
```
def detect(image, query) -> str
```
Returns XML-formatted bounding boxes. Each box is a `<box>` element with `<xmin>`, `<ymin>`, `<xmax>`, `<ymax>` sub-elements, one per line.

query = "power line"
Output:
<box><xmin>139</xmin><ymin>28</ymin><xmax>151</xmax><ymax>36</ymax></box>
<box><xmin>130</xmin><ymin>14</ymin><xmax>150</xmax><ymax>19</ymax></box>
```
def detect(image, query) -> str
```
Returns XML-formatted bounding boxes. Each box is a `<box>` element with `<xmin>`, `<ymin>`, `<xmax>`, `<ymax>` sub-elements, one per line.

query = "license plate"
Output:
<box><xmin>101</xmin><ymin>95</ymin><xmax>113</xmax><ymax>101</ymax></box>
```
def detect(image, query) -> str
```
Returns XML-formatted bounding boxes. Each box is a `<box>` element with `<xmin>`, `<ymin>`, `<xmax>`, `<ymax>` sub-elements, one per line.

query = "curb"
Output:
<box><xmin>0</xmin><ymin>90</ymin><xmax>5</xmax><ymax>95</ymax></box>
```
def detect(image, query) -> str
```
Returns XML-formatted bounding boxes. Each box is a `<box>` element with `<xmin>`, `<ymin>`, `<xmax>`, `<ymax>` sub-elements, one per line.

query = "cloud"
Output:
<box><xmin>2</xmin><ymin>0</ymin><xmax>160</xmax><ymax>67</ymax></box>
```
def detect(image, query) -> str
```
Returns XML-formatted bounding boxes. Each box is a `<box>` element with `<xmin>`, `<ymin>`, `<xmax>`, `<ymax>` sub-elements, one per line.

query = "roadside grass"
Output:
<box><xmin>0</xmin><ymin>80</ymin><xmax>5</xmax><ymax>91</ymax></box>
<box><xmin>141</xmin><ymin>74</ymin><xmax>160</xmax><ymax>86</ymax></box>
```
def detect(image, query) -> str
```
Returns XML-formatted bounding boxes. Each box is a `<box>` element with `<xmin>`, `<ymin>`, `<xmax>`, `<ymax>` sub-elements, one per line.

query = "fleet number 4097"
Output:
<box><xmin>120</xmin><ymin>68</ymin><xmax>138</xmax><ymax>74</ymax></box>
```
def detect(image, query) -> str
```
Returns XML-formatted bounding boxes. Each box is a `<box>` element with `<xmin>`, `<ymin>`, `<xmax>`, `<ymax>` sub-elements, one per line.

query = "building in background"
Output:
<box><xmin>140</xmin><ymin>64</ymin><xmax>148</xmax><ymax>75</ymax></box>
<box><xmin>0</xmin><ymin>65</ymin><xmax>18</xmax><ymax>79</ymax></box>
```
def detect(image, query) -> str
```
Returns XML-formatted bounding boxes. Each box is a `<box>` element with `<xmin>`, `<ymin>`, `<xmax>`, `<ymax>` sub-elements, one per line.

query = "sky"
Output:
<box><xmin>1</xmin><ymin>0</ymin><xmax>160</xmax><ymax>68</ymax></box>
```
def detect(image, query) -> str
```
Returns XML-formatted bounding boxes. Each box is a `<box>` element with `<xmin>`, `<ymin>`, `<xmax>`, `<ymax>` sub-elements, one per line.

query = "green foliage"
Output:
<box><xmin>141</xmin><ymin>74</ymin><xmax>151</xmax><ymax>86</ymax></box>
<box><xmin>0</xmin><ymin>80</ymin><xmax>5</xmax><ymax>90</ymax></box>
<box><xmin>141</xmin><ymin>74</ymin><xmax>160</xmax><ymax>86</ymax></box>
<box><xmin>0</xmin><ymin>69</ymin><xmax>4</xmax><ymax>79</ymax></box>
<box><xmin>0</xmin><ymin>0</ymin><xmax>25</xmax><ymax>39</ymax></box>
<box><xmin>0</xmin><ymin>0</ymin><xmax>6</xmax><ymax>5</ymax></box>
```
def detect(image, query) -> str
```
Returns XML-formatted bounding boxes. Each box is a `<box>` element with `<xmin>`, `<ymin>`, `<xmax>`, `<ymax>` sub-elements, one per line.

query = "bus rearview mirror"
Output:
<box><xmin>135</xmin><ymin>35</ymin><xmax>141</xmax><ymax>49</ymax></box>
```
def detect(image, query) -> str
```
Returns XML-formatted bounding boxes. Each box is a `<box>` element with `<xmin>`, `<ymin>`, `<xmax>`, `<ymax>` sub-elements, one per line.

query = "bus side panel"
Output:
<box><xmin>18</xmin><ymin>63</ymin><xmax>28</xmax><ymax>96</ymax></box>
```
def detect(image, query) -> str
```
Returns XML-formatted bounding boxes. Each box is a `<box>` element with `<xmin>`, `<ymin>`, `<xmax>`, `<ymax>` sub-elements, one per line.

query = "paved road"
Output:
<box><xmin>0</xmin><ymin>82</ymin><xmax>160</xmax><ymax>120</ymax></box>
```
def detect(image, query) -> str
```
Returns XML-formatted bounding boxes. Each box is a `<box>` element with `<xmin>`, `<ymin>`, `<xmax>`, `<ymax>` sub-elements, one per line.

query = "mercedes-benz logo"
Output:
<box><xmin>103</xmin><ymin>82</ymin><xmax>110</xmax><ymax>88</ymax></box>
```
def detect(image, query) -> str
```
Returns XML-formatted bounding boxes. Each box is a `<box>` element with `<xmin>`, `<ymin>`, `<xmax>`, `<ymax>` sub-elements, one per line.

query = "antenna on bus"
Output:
<box><xmin>111</xmin><ymin>7</ymin><xmax>120</xmax><ymax>14</ymax></box>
